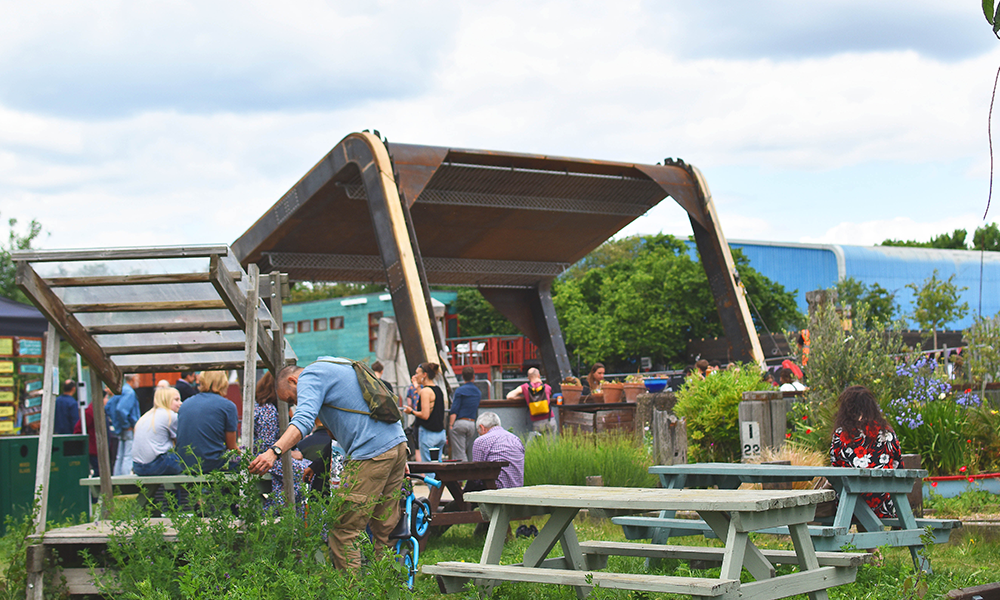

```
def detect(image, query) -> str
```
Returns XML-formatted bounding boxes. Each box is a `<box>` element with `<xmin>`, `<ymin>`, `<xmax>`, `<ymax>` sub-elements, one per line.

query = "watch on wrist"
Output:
<box><xmin>270</xmin><ymin>445</ymin><xmax>283</xmax><ymax>457</ymax></box>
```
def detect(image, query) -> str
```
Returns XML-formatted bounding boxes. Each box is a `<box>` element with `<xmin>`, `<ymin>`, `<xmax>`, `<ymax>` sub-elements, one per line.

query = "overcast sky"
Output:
<box><xmin>2</xmin><ymin>1</ymin><xmax>999</xmax><ymax>256</ymax></box>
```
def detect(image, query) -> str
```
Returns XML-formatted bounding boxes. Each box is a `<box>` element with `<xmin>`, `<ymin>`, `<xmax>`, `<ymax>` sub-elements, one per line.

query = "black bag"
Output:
<box><xmin>315</xmin><ymin>358</ymin><xmax>402</xmax><ymax>423</ymax></box>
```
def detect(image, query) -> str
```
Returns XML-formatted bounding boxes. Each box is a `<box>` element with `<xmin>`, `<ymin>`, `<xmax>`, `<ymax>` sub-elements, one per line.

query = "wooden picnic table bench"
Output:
<box><xmin>80</xmin><ymin>473</ymin><xmax>270</xmax><ymax>517</ymax></box>
<box><xmin>424</xmin><ymin>485</ymin><xmax>868</xmax><ymax>600</ymax></box>
<box><xmin>612</xmin><ymin>463</ymin><xmax>959</xmax><ymax>573</ymax></box>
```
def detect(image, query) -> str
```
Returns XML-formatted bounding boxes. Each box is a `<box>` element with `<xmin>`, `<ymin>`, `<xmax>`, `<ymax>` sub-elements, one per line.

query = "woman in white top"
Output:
<box><xmin>132</xmin><ymin>386</ymin><xmax>183</xmax><ymax>475</ymax></box>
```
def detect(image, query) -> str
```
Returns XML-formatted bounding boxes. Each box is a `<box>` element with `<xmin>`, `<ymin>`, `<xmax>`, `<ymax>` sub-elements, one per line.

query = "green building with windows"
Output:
<box><xmin>281</xmin><ymin>290</ymin><xmax>458</xmax><ymax>365</ymax></box>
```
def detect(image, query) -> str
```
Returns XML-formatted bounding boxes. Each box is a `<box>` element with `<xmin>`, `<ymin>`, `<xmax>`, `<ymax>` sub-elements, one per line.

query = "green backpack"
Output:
<box><xmin>315</xmin><ymin>358</ymin><xmax>402</xmax><ymax>423</ymax></box>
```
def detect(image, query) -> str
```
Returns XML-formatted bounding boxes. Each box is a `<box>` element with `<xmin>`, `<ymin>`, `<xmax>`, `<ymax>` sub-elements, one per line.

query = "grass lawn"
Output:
<box><xmin>414</xmin><ymin>513</ymin><xmax>1000</xmax><ymax>599</ymax></box>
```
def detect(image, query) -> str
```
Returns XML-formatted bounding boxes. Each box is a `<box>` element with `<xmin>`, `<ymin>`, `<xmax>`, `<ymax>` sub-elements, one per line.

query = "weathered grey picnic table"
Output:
<box><xmin>613</xmin><ymin>463</ymin><xmax>960</xmax><ymax>573</ymax></box>
<box><xmin>424</xmin><ymin>484</ymin><xmax>869</xmax><ymax>600</ymax></box>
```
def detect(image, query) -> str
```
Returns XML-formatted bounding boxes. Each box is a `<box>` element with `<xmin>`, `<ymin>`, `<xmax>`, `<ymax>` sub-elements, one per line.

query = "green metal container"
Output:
<box><xmin>0</xmin><ymin>435</ymin><xmax>90</xmax><ymax>536</ymax></box>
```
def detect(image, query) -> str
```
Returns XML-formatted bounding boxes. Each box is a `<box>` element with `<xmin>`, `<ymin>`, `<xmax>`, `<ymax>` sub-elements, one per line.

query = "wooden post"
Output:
<box><xmin>769</xmin><ymin>395</ymin><xmax>794</xmax><ymax>449</ymax></box>
<box><xmin>739</xmin><ymin>390</ymin><xmax>783</xmax><ymax>462</ymax></box>
<box><xmin>651</xmin><ymin>409</ymin><xmax>687</xmax><ymax>466</ymax></box>
<box><xmin>270</xmin><ymin>271</ymin><xmax>294</xmax><ymax>506</ymax></box>
<box><xmin>32</xmin><ymin>324</ymin><xmax>60</xmax><ymax>535</ymax></box>
<box><xmin>90</xmin><ymin>368</ymin><xmax>114</xmax><ymax>518</ymax></box>
<box><xmin>240</xmin><ymin>264</ymin><xmax>259</xmax><ymax>452</ymax></box>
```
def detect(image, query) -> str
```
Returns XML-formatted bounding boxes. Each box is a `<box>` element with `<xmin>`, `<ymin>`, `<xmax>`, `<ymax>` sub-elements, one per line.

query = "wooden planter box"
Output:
<box><xmin>559</xmin><ymin>403</ymin><xmax>635</xmax><ymax>435</ymax></box>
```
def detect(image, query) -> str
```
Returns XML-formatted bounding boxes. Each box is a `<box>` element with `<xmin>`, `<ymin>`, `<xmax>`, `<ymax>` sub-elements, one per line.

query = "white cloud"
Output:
<box><xmin>800</xmin><ymin>214</ymin><xmax>987</xmax><ymax>246</ymax></box>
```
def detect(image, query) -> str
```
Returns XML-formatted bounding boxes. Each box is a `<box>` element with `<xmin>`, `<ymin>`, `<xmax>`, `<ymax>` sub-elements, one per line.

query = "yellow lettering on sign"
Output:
<box><xmin>19</xmin><ymin>468</ymin><xmax>29</xmax><ymax>474</ymax></box>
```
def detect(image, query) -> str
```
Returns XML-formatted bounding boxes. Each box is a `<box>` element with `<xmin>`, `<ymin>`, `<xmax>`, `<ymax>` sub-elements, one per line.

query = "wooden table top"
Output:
<box><xmin>465</xmin><ymin>485</ymin><xmax>834</xmax><ymax>512</ymax></box>
<box><xmin>649</xmin><ymin>463</ymin><xmax>927</xmax><ymax>480</ymax></box>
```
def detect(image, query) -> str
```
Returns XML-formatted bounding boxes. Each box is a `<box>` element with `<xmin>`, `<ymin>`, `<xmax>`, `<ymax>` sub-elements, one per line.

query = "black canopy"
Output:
<box><xmin>0</xmin><ymin>296</ymin><xmax>47</xmax><ymax>338</ymax></box>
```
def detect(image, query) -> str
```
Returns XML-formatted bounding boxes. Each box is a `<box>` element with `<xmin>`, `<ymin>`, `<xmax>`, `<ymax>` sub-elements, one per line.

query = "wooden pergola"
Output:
<box><xmin>12</xmin><ymin>245</ymin><xmax>298</xmax><ymax>529</ymax></box>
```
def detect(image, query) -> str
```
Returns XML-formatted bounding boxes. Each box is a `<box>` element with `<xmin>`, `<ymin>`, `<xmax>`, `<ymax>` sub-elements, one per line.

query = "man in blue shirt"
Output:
<box><xmin>111</xmin><ymin>374</ymin><xmax>141</xmax><ymax>475</ymax></box>
<box><xmin>249</xmin><ymin>358</ymin><xmax>407</xmax><ymax>570</ymax></box>
<box><xmin>54</xmin><ymin>380</ymin><xmax>80</xmax><ymax>435</ymax></box>
<box><xmin>448</xmin><ymin>366</ymin><xmax>481</xmax><ymax>461</ymax></box>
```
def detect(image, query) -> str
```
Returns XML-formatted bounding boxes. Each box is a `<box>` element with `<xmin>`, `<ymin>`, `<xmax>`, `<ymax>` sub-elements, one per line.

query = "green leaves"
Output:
<box><xmin>986</xmin><ymin>0</ymin><xmax>1000</xmax><ymax>33</ymax></box>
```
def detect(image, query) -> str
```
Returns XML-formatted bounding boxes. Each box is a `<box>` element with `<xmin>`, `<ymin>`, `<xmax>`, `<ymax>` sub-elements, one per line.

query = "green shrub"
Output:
<box><xmin>789</xmin><ymin>301</ymin><xmax>911</xmax><ymax>454</ymax></box>
<box><xmin>673</xmin><ymin>364</ymin><xmax>771</xmax><ymax>462</ymax></box>
<box><xmin>523</xmin><ymin>431</ymin><xmax>656</xmax><ymax>488</ymax></box>
<box><xmin>83</xmin><ymin>456</ymin><xmax>413</xmax><ymax>600</ymax></box>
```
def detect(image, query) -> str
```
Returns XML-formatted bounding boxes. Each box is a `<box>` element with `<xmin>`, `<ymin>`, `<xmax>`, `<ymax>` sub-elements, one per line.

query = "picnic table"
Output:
<box><xmin>407</xmin><ymin>460</ymin><xmax>509</xmax><ymax>549</ymax></box>
<box><xmin>613</xmin><ymin>463</ymin><xmax>960</xmax><ymax>573</ymax></box>
<box><xmin>424</xmin><ymin>484</ymin><xmax>868</xmax><ymax>600</ymax></box>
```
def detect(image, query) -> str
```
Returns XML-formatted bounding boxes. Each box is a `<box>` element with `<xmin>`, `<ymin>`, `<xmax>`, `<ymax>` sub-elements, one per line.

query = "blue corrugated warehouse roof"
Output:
<box><xmin>689</xmin><ymin>240</ymin><xmax>1000</xmax><ymax>330</ymax></box>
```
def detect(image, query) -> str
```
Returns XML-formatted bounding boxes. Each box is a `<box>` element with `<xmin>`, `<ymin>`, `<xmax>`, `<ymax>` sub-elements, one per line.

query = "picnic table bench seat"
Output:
<box><xmin>577</xmin><ymin>540</ymin><xmax>872</xmax><ymax>571</ymax></box>
<box><xmin>80</xmin><ymin>473</ymin><xmax>270</xmax><ymax>517</ymax></box>
<box><xmin>423</xmin><ymin>562</ymin><xmax>741</xmax><ymax>597</ymax></box>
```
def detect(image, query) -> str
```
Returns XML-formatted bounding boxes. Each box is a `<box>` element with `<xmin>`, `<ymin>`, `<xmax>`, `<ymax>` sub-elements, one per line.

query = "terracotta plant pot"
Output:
<box><xmin>560</xmin><ymin>384</ymin><xmax>583</xmax><ymax>405</ymax></box>
<box><xmin>622</xmin><ymin>382</ymin><xmax>645</xmax><ymax>402</ymax></box>
<box><xmin>602</xmin><ymin>382</ymin><xmax>625</xmax><ymax>404</ymax></box>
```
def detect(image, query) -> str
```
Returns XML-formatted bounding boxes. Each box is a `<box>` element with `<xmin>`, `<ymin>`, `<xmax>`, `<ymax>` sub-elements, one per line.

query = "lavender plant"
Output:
<box><xmin>885</xmin><ymin>356</ymin><xmax>983</xmax><ymax>476</ymax></box>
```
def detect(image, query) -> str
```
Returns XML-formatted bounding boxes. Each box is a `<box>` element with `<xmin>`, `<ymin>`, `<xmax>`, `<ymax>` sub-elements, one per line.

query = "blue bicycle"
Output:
<box><xmin>389</xmin><ymin>472</ymin><xmax>441</xmax><ymax>588</ymax></box>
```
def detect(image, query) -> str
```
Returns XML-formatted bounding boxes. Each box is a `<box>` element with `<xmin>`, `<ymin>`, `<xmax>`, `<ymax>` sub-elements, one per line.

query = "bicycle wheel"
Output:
<box><xmin>396</xmin><ymin>539</ymin><xmax>416</xmax><ymax>589</ymax></box>
<box><xmin>412</xmin><ymin>498</ymin><xmax>432</xmax><ymax>539</ymax></box>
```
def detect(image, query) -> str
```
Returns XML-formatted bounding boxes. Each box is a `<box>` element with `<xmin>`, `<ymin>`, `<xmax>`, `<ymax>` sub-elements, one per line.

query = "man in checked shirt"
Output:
<box><xmin>469</xmin><ymin>411</ymin><xmax>524</xmax><ymax>489</ymax></box>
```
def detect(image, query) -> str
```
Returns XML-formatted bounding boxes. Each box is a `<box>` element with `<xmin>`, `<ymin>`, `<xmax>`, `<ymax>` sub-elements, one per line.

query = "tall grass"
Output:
<box><xmin>523</xmin><ymin>431</ymin><xmax>656</xmax><ymax>488</ymax></box>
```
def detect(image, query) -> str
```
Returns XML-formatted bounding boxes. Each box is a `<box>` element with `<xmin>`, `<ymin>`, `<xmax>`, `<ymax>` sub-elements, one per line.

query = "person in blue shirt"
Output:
<box><xmin>53</xmin><ymin>380</ymin><xmax>80</xmax><ymax>435</ymax></box>
<box><xmin>448</xmin><ymin>366</ymin><xmax>481</xmax><ymax>461</ymax></box>
<box><xmin>111</xmin><ymin>374</ymin><xmax>141</xmax><ymax>475</ymax></box>
<box><xmin>249</xmin><ymin>358</ymin><xmax>407</xmax><ymax>571</ymax></box>
<box><xmin>176</xmin><ymin>371</ymin><xmax>239</xmax><ymax>473</ymax></box>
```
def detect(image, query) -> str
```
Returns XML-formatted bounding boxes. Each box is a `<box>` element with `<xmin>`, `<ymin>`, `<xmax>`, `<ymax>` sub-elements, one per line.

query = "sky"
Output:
<box><xmin>2</xmin><ymin>0</ymin><xmax>1000</xmax><ymax>257</ymax></box>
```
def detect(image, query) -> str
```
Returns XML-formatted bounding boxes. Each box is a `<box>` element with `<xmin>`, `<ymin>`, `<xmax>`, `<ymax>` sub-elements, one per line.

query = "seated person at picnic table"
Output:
<box><xmin>132</xmin><ymin>386</ymin><xmax>183</xmax><ymax>476</ymax></box>
<box><xmin>505</xmin><ymin>367</ymin><xmax>556</xmax><ymax>434</ymax></box>
<box><xmin>830</xmin><ymin>385</ymin><xmax>902</xmax><ymax>518</ymax></box>
<box><xmin>254</xmin><ymin>372</ymin><xmax>311</xmax><ymax>510</ymax></box>
<box><xmin>465</xmin><ymin>411</ymin><xmax>525</xmax><ymax>491</ymax></box>
<box><xmin>176</xmin><ymin>370</ymin><xmax>239</xmax><ymax>473</ymax></box>
<box><xmin>779</xmin><ymin>368</ymin><xmax>806</xmax><ymax>392</ymax></box>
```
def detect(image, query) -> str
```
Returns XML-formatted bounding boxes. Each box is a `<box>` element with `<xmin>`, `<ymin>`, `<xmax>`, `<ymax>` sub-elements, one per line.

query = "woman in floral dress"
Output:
<box><xmin>830</xmin><ymin>385</ymin><xmax>903</xmax><ymax>518</ymax></box>
<box><xmin>254</xmin><ymin>372</ymin><xmax>311</xmax><ymax>511</ymax></box>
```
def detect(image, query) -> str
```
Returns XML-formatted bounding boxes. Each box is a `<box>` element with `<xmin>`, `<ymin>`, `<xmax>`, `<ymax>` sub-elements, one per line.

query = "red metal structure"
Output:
<box><xmin>446</xmin><ymin>335</ymin><xmax>539</xmax><ymax>376</ymax></box>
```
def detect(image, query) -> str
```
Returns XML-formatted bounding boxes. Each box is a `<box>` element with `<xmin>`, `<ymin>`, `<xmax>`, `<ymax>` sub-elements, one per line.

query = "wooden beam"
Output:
<box><xmin>65</xmin><ymin>300</ymin><xmax>228</xmax><ymax>313</ymax></box>
<box><xmin>209</xmin><ymin>254</ymin><xmax>277</xmax><ymax>372</ymax></box>
<box><xmin>17</xmin><ymin>262</ymin><xmax>123</xmax><ymax>394</ymax></box>
<box><xmin>48</xmin><ymin>273</ymin><xmax>212</xmax><ymax>287</ymax></box>
<box><xmin>33</xmin><ymin>325</ymin><xmax>59</xmax><ymax>535</ymax></box>
<box><xmin>90</xmin><ymin>368</ymin><xmax>114</xmax><ymax>518</ymax></box>
<box><xmin>241</xmin><ymin>264</ymin><xmax>259</xmax><ymax>452</ymax></box>
<box><xmin>269</xmin><ymin>271</ymin><xmax>295</xmax><ymax>505</ymax></box>
<box><xmin>111</xmin><ymin>352</ymin><xmax>266</xmax><ymax>372</ymax></box>
<box><xmin>103</xmin><ymin>341</ymin><xmax>247</xmax><ymax>356</ymax></box>
<box><xmin>10</xmin><ymin>244</ymin><xmax>230</xmax><ymax>262</ymax></box>
<box><xmin>86</xmin><ymin>321</ymin><xmax>243</xmax><ymax>334</ymax></box>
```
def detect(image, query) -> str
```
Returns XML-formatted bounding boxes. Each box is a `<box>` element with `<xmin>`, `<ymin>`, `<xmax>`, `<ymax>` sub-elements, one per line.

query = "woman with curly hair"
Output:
<box><xmin>830</xmin><ymin>385</ymin><xmax>902</xmax><ymax>518</ymax></box>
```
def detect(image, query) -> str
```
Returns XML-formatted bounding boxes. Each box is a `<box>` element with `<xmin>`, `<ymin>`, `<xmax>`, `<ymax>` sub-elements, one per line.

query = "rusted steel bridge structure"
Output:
<box><xmin>234</xmin><ymin>132</ymin><xmax>764</xmax><ymax>387</ymax></box>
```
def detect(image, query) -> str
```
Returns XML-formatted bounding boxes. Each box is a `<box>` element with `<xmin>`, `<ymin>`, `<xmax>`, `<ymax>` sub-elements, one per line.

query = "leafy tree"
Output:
<box><xmin>973</xmin><ymin>222</ymin><xmax>1000</xmax><ymax>251</ymax></box>
<box><xmin>834</xmin><ymin>277</ymin><xmax>898</xmax><ymax>328</ymax></box>
<box><xmin>452</xmin><ymin>288</ymin><xmax>519</xmax><ymax>336</ymax></box>
<box><xmin>906</xmin><ymin>270</ymin><xmax>969</xmax><ymax>350</ymax></box>
<box><xmin>286</xmin><ymin>281</ymin><xmax>384</xmax><ymax>304</ymax></box>
<box><xmin>882</xmin><ymin>228</ymin><xmax>968</xmax><ymax>249</ymax></box>
<box><xmin>552</xmin><ymin>234</ymin><xmax>803</xmax><ymax>369</ymax></box>
<box><xmin>0</xmin><ymin>215</ymin><xmax>43</xmax><ymax>303</ymax></box>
